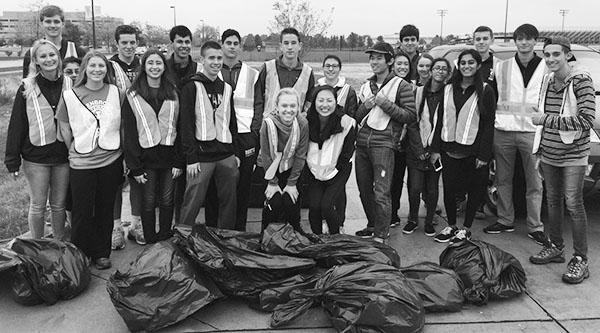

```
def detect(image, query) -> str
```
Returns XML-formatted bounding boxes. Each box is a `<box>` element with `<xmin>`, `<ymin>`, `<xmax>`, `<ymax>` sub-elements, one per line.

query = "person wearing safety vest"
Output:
<box><xmin>354</xmin><ymin>42</ymin><xmax>417</xmax><ymax>244</ymax></box>
<box><xmin>257</xmin><ymin>88</ymin><xmax>309</xmax><ymax>233</ymax></box>
<box><xmin>404</xmin><ymin>57</ymin><xmax>452</xmax><ymax>238</ymax></box>
<box><xmin>5</xmin><ymin>40</ymin><xmax>72</xmax><ymax>241</ymax></box>
<box><xmin>56</xmin><ymin>51</ymin><xmax>125</xmax><ymax>270</ymax></box>
<box><xmin>414</xmin><ymin>54</ymin><xmax>434</xmax><ymax>87</ymax></box>
<box><xmin>22</xmin><ymin>5</ymin><xmax>86</xmax><ymax>78</ymax></box>
<box><xmin>430</xmin><ymin>49</ymin><xmax>496</xmax><ymax>244</ymax></box>
<box><xmin>482</xmin><ymin>24</ymin><xmax>548</xmax><ymax>246</ymax></box>
<box><xmin>204</xmin><ymin>29</ymin><xmax>261</xmax><ymax>232</ymax></box>
<box><xmin>529</xmin><ymin>36</ymin><xmax>596</xmax><ymax>285</ymax></box>
<box><xmin>122</xmin><ymin>50</ymin><xmax>184</xmax><ymax>244</ymax></box>
<box><xmin>108</xmin><ymin>24</ymin><xmax>145</xmax><ymax>249</ymax></box>
<box><xmin>178</xmin><ymin>41</ymin><xmax>239</xmax><ymax>229</ymax></box>
<box><xmin>306</xmin><ymin>86</ymin><xmax>356</xmax><ymax>235</ymax></box>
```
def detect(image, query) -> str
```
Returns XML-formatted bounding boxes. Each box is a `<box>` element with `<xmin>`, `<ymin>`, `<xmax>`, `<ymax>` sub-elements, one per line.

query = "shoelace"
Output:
<box><xmin>441</xmin><ymin>226</ymin><xmax>454</xmax><ymax>235</ymax></box>
<box><xmin>454</xmin><ymin>230</ymin><xmax>466</xmax><ymax>239</ymax></box>
<box><xmin>567</xmin><ymin>258</ymin><xmax>584</xmax><ymax>276</ymax></box>
<box><xmin>537</xmin><ymin>246</ymin><xmax>556</xmax><ymax>258</ymax></box>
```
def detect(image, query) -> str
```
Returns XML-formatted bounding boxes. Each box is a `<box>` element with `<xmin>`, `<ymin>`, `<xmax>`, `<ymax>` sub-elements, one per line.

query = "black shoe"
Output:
<box><xmin>450</xmin><ymin>229</ymin><xmax>472</xmax><ymax>244</ymax></box>
<box><xmin>355</xmin><ymin>227</ymin><xmax>374</xmax><ymax>238</ymax></box>
<box><xmin>528</xmin><ymin>231</ymin><xmax>548</xmax><ymax>246</ymax></box>
<box><xmin>483</xmin><ymin>222</ymin><xmax>515</xmax><ymax>234</ymax></box>
<box><xmin>424</xmin><ymin>223</ymin><xmax>436</xmax><ymax>237</ymax></box>
<box><xmin>402</xmin><ymin>221</ymin><xmax>418</xmax><ymax>234</ymax></box>
<box><xmin>390</xmin><ymin>215</ymin><xmax>401</xmax><ymax>228</ymax></box>
<box><xmin>434</xmin><ymin>226</ymin><xmax>458</xmax><ymax>243</ymax></box>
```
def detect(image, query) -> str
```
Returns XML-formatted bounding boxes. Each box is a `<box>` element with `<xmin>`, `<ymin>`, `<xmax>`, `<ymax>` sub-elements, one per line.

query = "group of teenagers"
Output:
<box><xmin>4</xmin><ymin>5</ymin><xmax>595</xmax><ymax>285</ymax></box>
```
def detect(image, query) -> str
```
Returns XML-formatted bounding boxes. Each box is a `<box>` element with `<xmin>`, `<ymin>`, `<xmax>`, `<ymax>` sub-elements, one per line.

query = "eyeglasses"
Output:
<box><xmin>323</xmin><ymin>64</ymin><xmax>340</xmax><ymax>69</ymax></box>
<box><xmin>432</xmin><ymin>67</ymin><xmax>448</xmax><ymax>72</ymax></box>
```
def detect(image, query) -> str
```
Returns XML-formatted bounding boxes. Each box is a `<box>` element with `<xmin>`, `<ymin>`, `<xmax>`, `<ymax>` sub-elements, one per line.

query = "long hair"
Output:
<box><xmin>419</xmin><ymin>57</ymin><xmax>451</xmax><ymax>116</ymax></box>
<box><xmin>129</xmin><ymin>49</ymin><xmax>177</xmax><ymax>101</ymax></box>
<box><xmin>307</xmin><ymin>85</ymin><xmax>343</xmax><ymax>141</ymax></box>
<box><xmin>74</xmin><ymin>51</ymin><xmax>115</xmax><ymax>88</ymax></box>
<box><xmin>451</xmin><ymin>49</ymin><xmax>484</xmax><ymax>109</ymax></box>
<box><xmin>393</xmin><ymin>51</ymin><xmax>412</xmax><ymax>79</ymax></box>
<box><xmin>22</xmin><ymin>40</ymin><xmax>63</xmax><ymax>98</ymax></box>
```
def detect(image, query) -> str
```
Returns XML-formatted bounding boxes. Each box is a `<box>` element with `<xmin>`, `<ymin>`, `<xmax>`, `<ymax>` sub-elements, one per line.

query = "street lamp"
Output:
<box><xmin>170</xmin><ymin>6</ymin><xmax>176</xmax><ymax>26</ymax></box>
<box><xmin>559</xmin><ymin>9</ymin><xmax>569</xmax><ymax>31</ymax></box>
<box><xmin>200</xmin><ymin>19</ymin><xmax>205</xmax><ymax>42</ymax></box>
<box><xmin>437</xmin><ymin>10</ymin><xmax>447</xmax><ymax>44</ymax></box>
<box><xmin>504</xmin><ymin>0</ymin><xmax>509</xmax><ymax>39</ymax></box>
<box><xmin>91</xmin><ymin>0</ymin><xmax>96</xmax><ymax>49</ymax></box>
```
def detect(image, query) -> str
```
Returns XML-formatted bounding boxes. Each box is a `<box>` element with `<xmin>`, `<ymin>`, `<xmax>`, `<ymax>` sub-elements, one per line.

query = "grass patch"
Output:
<box><xmin>0</xmin><ymin>75</ymin><xmax>21</xmax><ymax>106</ymax></box>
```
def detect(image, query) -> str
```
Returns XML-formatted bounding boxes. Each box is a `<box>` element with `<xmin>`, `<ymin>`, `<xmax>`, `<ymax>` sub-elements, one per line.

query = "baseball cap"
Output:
<box><xmin>365</xmin><ymin>42</ymin><xmax>395</xmax><ymax>57</ymax></box>
<box><xmin>544</xmin><ymin>35</ymin><xmax>576</xmax><ymax>61</ymax></box>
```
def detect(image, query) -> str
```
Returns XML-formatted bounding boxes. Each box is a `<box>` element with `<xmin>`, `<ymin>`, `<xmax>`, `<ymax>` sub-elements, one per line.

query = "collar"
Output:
<box><xmin>276</xmin><ymin>56</ymin><xmax>304</xmax><ymax>71</ymax></box>
<box><xmin>223</xmin><ymin>61</ymin><xmax>242</xmax><ymax>71</ymax></box>
<box><xmin>317</xmin><ymin>76</ymin><xmax>346</xmax><ymax>88</ymax></box>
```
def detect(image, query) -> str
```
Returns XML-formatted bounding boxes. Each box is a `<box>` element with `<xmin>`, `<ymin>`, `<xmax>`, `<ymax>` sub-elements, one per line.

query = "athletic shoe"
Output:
<box><xmin>355</xmin><ymin>227</ymin><xmax>374</xmax><ymax>238</ymax></box>
<box><xmin>434</xmin><ymin>226</ymin><xmax>458</xmax><ymax>243</ymax></box>
<box><xmin>111</xmin><ymin>226</ymin><xmax>125</xmax><ymax>250</ymax></box>
<box><xmin>390</xmin><ymin>216</ymin><xmax>401</xmax><ymax>228</ymax></box>
<box><xmin>402</xmin><ymin>221</ymin><xmax>418</xmax><ymax>234</ymax></box>
<box><xmin>95</xmin><ymin>258</ymin><xmax>112</xmax><ymax>270</ymax></box>
<box><xmin>562</xmin><ymin>256</ymin><xmax>590</xmax><ymax>284</ymax></box>
<box><xmin>372</xmin><ymin>237</ymin><xmax>386</xmax><ymax>244</ymax></box>
<box><xmin>339</xmin><ymin>226</ymin><xmax>345</xmax><ymax>235</ymax></box>
<box><xmin>128</xmin><ymin>225</ymin><xmax>146</xmax><ymax>245</ymax></box>
<box><xmin>528</xmin><ymin>231</ymin><xmax>548</xmax><ymax>246</ymax></box>
<box><xmin>450</xmin><ymin>229</ymin><xmax>472</xmax><ymax>244</ymax></box>
<box><xmin>483</xmin><ymin>222</ymin><xmax>515</xmax><ymax>234</ymax></box>
<box><xmin>424</xmin><ymin>223</ymin><xmax>436</xmax><ymax>237</ymax></box>
<box><xmin>475</xmin><ymin>210</ymin><xmax>487</xmax><ymax>220</ymax></box>
<box><xmin>530</xmin><ymin>244</ymin><xmax>565</xmax><ymax>264</ymax></box>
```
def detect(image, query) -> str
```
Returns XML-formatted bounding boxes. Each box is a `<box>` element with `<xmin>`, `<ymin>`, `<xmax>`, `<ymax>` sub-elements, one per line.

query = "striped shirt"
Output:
<box><xmin>539</xmin><ymin>73</ymin><xmax>596</xmax><ymax>166</ymax></box>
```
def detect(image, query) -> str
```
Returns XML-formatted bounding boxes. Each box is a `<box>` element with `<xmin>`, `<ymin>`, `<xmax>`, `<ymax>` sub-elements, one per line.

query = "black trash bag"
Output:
<box><xmin>256</xmin><ymin>273</ymin><xmax>320</xmax><ymax>312</ymax></box>
<box><xmin>270</xmin><ymin>262</ymin><xmax>425</xmax><ymax>333</ymax></box>
<box><xmin>107</xmin><ymin>239</ymin><xmax>223</xmax><ymax>332</ymax></box>
<box><xmin>0</xmin><ymin>247</ymin><xmax>21</xmax><ymax>273</ymax></box>
<box><xmin>9</xmin><ymin>238</ymin><xmax>91</xmax><ymax>306</ymax></box>
<box><xmin>400</xmin><ymin>261</ymin><xmax>464</xmax><ymax>312</ymax></box>
<box><xmin>174</xmin><ymin>225</ymin><xmax>316</xmax><ymax>302</ymax></box>
<box><xmin>261</xmin><ymin>223</ymin><xmax>401</xmax><ymax>268</ymax></box>
<box><xmin>439</xmin><ymin>240</ymin><xmax>527</xmax><ymax>305</ymax></box>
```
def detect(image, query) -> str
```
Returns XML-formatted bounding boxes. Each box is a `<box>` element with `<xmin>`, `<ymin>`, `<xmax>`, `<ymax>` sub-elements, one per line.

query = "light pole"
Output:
<box><xmin>504</xmin><ymin>0</ymin><xmax>509</xmax><ymax>39</ymax></box>
<box><xmin>559</xmin><ymin>9</ymin><xmax>569</xmax><ymax>31</ymax></box>
<box><xmin>91</xmin><ymin>0</ymin><xmax>96</xmax><ymax>49</ymax></box>
<box><xmin>170</xmin><ymin>6</ymin><xmax>176</xmax><ymax>26</ymax></box>
<box><xmin>437</xmin><ymin>10</ymin><xmax>447</xmax><ymax>44</ymax></box>
<box><xmin>200</xmin><ymin>19</ymin><xmax>205</xmax><ymax>42</ymax></box>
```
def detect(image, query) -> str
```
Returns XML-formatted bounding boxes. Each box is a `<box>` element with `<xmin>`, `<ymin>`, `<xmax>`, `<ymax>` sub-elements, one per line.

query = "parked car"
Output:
<box><xmin>429</xmin><ymin>42</ymin><xmax>600</xmax><ymax>215</ymax></box>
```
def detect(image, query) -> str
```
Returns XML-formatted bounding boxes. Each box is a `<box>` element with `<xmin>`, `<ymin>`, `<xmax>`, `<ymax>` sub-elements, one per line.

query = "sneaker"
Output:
<box><xmin>390</xmin><ymin>216</ymin><xmax>401</xmax><ymax>228</ymax></box>
<box><xmin>128</xmin><ymin>225</ymin><xmax>146</xmax><ymax>245</ymax></box>
<box><xmin>475</xmin><ymin>210</ymin><xmax>487</xmax><ymax>220</ymax></box>
<box><xmin>355</xmin><ymin>227</ymin><xmax>374</xmax><ymax>238</ymax></box>
<box><xmin>111</xmin><ymin>226</ymin><xmax>125</xmax><ymax>250</ymax></box>
<box><xmin>528</xmin><ymin>231</ymin><xmax>548</xmax><ymax>246</ymax></box>
<box><xmin>372</xmin><ymin>237</ymin><xmax>386</xmax><ymax>244</ymax></box>
<box><xmin>95</xmin><ymin>258</ymin><xmax>112</xmax><ymax>270</ymax></box>
<box><xmin>450</xmin><ymin>229</ymin><xmax>472</xmax><ymax>244</ymax></box>
<box><xmin>483</xmin><ymin>222</ymin><xmax>515</xmax><ymax>234</ymax></box>
<box><xmin>339</xmin><ymin>226</ymin><xmax>345</xmax><ymax>235</ymax></box>
<box><xmin>530</xmin><ymin>244</ymin><xmax>566</xmax><ymax>264</ymax></box>
<box><xmin>562</xmin><ymin>256</ymin><xmax>590</xmax><ymax>284</ymax></box>
<box><xmin>402</xmin><ymin>221</ymin><xmax>418</xmax><ymax>234</ymax></box>
<box><xmin>434</xmin><ymin>226</ymin><xmax>458</xmax><ymax>243</ymax></box>
<box><xmin>424</xmin><ymin>223</ymin><xmax>436</xmax><ymax>237</ymax></box>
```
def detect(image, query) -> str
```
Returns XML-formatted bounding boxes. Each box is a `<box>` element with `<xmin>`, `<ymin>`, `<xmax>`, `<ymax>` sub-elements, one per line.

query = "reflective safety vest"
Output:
<box><xmin>111</xmin><ymin>61</ymin><xmax>132</xmax><ymax>90</ymax></box>
<box><xmin>316</xmin><ymin>77</ymin><xmax>351</xmax><ymax>107</ymax></box>
<box><xmin>441</xmin><ymin>84</ymin><xmax>481</xmax><ymax>145</ymax></box>
<box><xmin>126</xmin><ymin>92</ymin><xmax>179</xmax><ymax>148</ymax></box>
<box><xmin>263</xmin><ymin>117</ymin><xmax>300</xmax><ymax>180</ymax></box>
<box><xmin>307</xmin><ymin>115</ymin><xmax>355</xmax><ymax>181</ymax></box>
<box><xmin>264</xmin><ymin>59</ymin><xmax>312</xmax><ymax>117</ymax></box>
<box><xmin>414</xmin><ymin>86</ymin><xmax>438</xmax><ymax>148</ymax></box>
<box><xmin>26</xmin><ymin>77</ymin><xmax>72</xmax><ymax>146</ymax></box>
<box><xmin>230</xmin><ymin>63</ymin><xmax>259</xmax><ymax>133</ymax></box>
<box><xmin>495</xmin><ymin>57</ymin><xmax>546</xmax><ymax>132</ymax></box>
<box><xmin>358</xmin><ymin>76</ymin><xmax>403</xmax><ymax>131</ymax></box>
<box><xmin>194</xmin><ymin>81</ymin><xmax>233</xmax><ymax>143</ymax></box>
<box><xmin>64</xmin><ymin>41</ymin><xmax>77</xmax><ymax>58</ymax></box>
<box><xmin>62</xmin><ymin>84</ymin><xmax>121</xmax><ymax>154</ymax></box>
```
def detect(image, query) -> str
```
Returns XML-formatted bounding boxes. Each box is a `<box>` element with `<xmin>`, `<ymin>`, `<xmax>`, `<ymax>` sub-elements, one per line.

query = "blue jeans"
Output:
<box><xmin>541</xmin><ymin>162</ymin><xmax>588</xmax><ymax>259</ymax></box>
<box><xmin>141</xmin><ymin>168</ymin><xmax>175</xmax><ymax>243</ymax></box>
<box><xmin>407</xmin><ymin>166</ymin><xmax>440</xmax><ymax>225</ymax></box>
<box><xmin>355</xmin><ymin>145</ymin><xmax>394</xmax><ymax>239</ymax></box>
<box><xmin>22</xmin><ymin>160</ymin><xmax>69</xmax><ymax>240</ymax></box>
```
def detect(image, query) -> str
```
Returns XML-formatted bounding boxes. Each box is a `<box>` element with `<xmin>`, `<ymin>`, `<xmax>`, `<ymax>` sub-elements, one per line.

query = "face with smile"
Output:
<box><xmin>280</xmin><ymin>34</ymin><xmax>301</xmax><ymax>61</ymax></box>
<box><xmin>369</xmin><ymin>53</ymin><xmax>391</xmax><ymax>76</ymax></box>
<box><xmin>473</xmin><ymin>31</ymin><xmax>493</xmax><ymax>55</ymax></box>
<box><xmin>417</xmin><ymin>57</ymin><xmax>432</xmax><ymax>81</ymax></box>
<box><xmin>41</xmin><ymin>15</ymin><xmax>64</xmax><ymax>39</ymax></box>
<box><xmin>401</xmin><ymin>36</ymin><xmax>418</xmax><ymax>55</ymax></box>
<box><xmin>458</xmin><ymin>54</ymin><xmax>480</xmax><ymax>78</ymax></box>
<box><xmin>543</xmin><ymin>44</ymin><xmax>571</xmax><ymax>73</ymax></box>
<box><xmin>393</xmin><ymin>55</ymin><xmax>410</xmax><ymax>79</ymax></box>
<box><xmin>223</xmin><ymin>35</ymin><xmax>241</xmax><ymax>60</ymax></box>
<box><xmin>315</xmin><ymin>89</ymin><xmax>336</xmax><ymax>118</ymax></box>
<box><xmin>145</xmin><ymin>54</ymin><xmax>165</xmax><ymax>80</ymax></box>
<box><xmin>63</xmin><ymin>63</ymin><xmax>80</xmax><ymax>81</ymax></box>
<box><xmin>171</xmin><ymin>34</ymin><xmax>192</xmax><ymax>60</ymax></box>
<box><xmin>117</xmin><ymin>34</ymin><xmax>138</xmax><ymax>60</ymax></box>
<box><xmin>431</xmin><ymin>60</ymin><xmax>450</xmax><ymax>83</ymax></box>
<box><xmin>276</xmin><ymin>93</ymin><xmax>299</xmax><ymax>125</ymax></box>
<box><xmin>35</xmin><ymin>44</ymin><xmax>59</xmax><ymax>75</ymax></box>
<box><xmin>86</xmin><ymin>56</ymin><xmax>107</xmax><ymax>83</ymax></box>
<box><xmin>200</xmin><ymin>48</ymin><xmax>223</xmax><ymax>78</ymax></box>
<box><xmin>515</xmin><ymin>36</ymin><xmax>536</xmax><ymax>55</ymax></box>
<box><xmin>323</xmin><ymin>58</ymin><xmax>341</xmax><ymax>82</ymax></box>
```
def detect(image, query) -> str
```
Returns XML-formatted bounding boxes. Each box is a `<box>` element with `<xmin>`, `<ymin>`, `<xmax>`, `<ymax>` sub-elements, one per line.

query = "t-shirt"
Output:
<box><xmin>55</xmin><ymin>84</ymin><xmax>124</xmax><ymax>169</ymax></box>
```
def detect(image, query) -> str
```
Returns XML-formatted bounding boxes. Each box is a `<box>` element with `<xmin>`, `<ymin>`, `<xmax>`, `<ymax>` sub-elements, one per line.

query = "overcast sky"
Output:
<box><xmin>4</xmin><ymin>0</ymin><xmax>600</xmax><ymax>38</ymax></box>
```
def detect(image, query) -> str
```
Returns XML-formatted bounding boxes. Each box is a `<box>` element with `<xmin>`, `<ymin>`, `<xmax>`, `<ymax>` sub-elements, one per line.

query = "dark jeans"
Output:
<box><xmin>140</xmin><ymin>168</ymin><xmax>175</xmax><ymax>244</ymax></box>
<box><xmin>355</xmin><ymin>145</ymin><xmax>394</xmax><ymax>239</ymax></box>
<box><xmin>70</xmin><ymin>157</ymin><xmax>123</xmax><ymax>260</ymax></box>
<box><xmin>114</xmin><ymin>175</ymin><xmax>143</xmax><ymax>220</ymax></box>
<box><xmin>441</xmin><ymin>152</ymin><xmax>487</xmax><ymax>228</ymax></box>
<box><xmin>407</xmin><ymin>166</ymin><xmax>440</xmax><ymax>224</ymax></box>
<box><xmin>541</xmin><ymin>163</ymin><xmax>588</xmax><ymax>259</ymax></box>
<box><xmin>173</xmin><ymin>174</ymin><xmax>186</xmax><ymax>224</ymax></box>
<box><xmin>308</xmin><ymin>165</ymin><xmax>352</xmax><ymax>235</ymax></box>
<box><xmin>261</xmin><ymin>169</ymin><xmax>302</xmax><ymax>232</ymax></box>
<box><xmin>391</xmin><ymin>151</ymin><xmax>407</xmax><ymax>222</ymax></box>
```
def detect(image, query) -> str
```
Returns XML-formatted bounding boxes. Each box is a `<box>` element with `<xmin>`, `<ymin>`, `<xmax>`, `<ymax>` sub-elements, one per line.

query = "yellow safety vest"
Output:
<box><xmin>64</xmin><ymin>41</ymin><xmax>77</xmax><ymax>58</ymax></box>
<box><xmin>358</xmin><ymin>76</ymin><xmax>403</xmax><ymax>131</ymax></box>
<box><xmin>193</xmin><ymin>81</ymin><xmax>233</xmax><ymax>143</ymax></box>
<box><xmin>264</xmin><ymin>59</ymin><xmax>311</xmax><ymax>117</ymax></box>
<box><xmin>126</xmin><ymin>92</ymin><xmax>179</xmax><ymax>148</ymax></box>
<box><xmin>263</xmin><ymin>117</ymin><xmax>300</xmax><ymax>180</ymax></box>
<box><xmin>307</xmin><ymin>115</ymin><xmax>355</xmax><ymax>181</ymax></box>
<box><xmin>316</xmin><ymin>77</ymin><xmax>351</xmax><ymax>107</ymax></box>
<box><xmin>415</xmin><ymin>86</ymin><xmax>438</xmax><ymax>148</ymax></box>
<box><xmin>232</xmin><ymin>63</ymin><xmax>259</xmax><ymax>133</ymax></box>
<box><xmin>441</xmin><ymin>84</ymin><xmax>480</xmax><ymax>145</ymax></box>
<box><xmin>111</xmin><ymin>61</ymin><xmax>132</xmax><ymax>91</ymax></box>
<box><xmin>26</xmin><ymin>77</ymin><xmax>72</xmax><ymax>146</ymax></box>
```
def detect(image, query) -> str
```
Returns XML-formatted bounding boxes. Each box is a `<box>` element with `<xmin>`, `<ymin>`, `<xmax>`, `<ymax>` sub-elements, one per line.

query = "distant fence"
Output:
<box><xmin>190</xmin><ymin>48</ymin><xmax>370</xmax><ymax>63</ymax></box>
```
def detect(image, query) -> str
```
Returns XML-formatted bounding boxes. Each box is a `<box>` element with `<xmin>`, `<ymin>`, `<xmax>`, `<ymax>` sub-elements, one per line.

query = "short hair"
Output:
<box><xmin>74</xmin><ymin>51</ymin><xmax>116</xmax><ymax>87</ymax></box>
<box><xmin>280</xmin><ymin>27</ymin><xmax>301</xmax><ymax>42</ymax></box>
<box><xmin>322</xmin><ymin>55</ymin><xmax>342</xmax><ymax>69</ymax></box>
<box><xmin>474</xmin><ymin>26</ymin><xmax>494</xmax><ymax>37</ymax></box>
<box><xmin>275</xmin><ymin>87</ymin><xmax>300</xmax><ymax>109</ymax></box>
<box><xmin>114</xmin><ymin>25</ymin><xmax>139</xmax><ymax>42</ymax></box>
<box><xmin>221</xmin><ymin>29</ymin><xmax>241</xmax><ymax>43</ymax></box>
<box><xmin>400</xmin><ymin>24</ymin><xmax>420</xmax><ymax>41</ymax></box>
<box><xmin>39</xmin><ymin>5</ymin><xmax>64</xmax><ymax>22</ymax></box>
<box><xmin>62</xmin><ymin>56</ymin><xmax>81</xmax><ymax>68</ymax></box>
<box><xmin>392</xmin><ymin>51</ymin><xmax>411</xmax><ymax>73</ymax></box>
<box><xmin>200</xmin><ymin>40</ymin><xmax>222</xmax><ymax>56</ymax></box>
<box><xmin>513</xmin><ymin>23</ymin><xmax>539</xmax><ymax>41</ymax></box>
<box><xmin>169</xmin><ymin>25</ymin><xmax>192</xmax><ymax>42</ymax></box>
